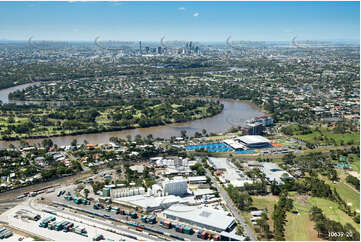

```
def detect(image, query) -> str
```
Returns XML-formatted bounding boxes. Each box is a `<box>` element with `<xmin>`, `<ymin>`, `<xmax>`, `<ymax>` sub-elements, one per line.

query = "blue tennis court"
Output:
<box><xmin>186</xmin><ymin>143</ymin><xmax>255</xmax><ymax>154</ymax></box>
<box><xmin>186</xmin><ymin>143</ymin><xmax>232</xmax><ymax>152</ymax></box>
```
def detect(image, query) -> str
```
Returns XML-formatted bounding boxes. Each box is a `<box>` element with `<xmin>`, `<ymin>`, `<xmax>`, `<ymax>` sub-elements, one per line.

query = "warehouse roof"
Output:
<box><xmin>220</xmin><ymin>231</ymin><xmax>246</xmax><ymax>241</ymax></box>
<box><xmin>237</xmin><ymin>135</ymin><xmax>270</xmax><ymax>145</ymax></box>
<box><xmin>207</xmin><ymin>157</ymin><xmax>228</xmax><ymax>170</ymax></box>
<box><xmin>114</xmin><ymin>195</ymin><xmax>180</xmax><ymax>210</ymax></box>
<box><xmin>163</xmin><ymin>204</ymin><xmax>235</xmax><ymax>231</ymax></box>
<box><xmin>188</xmin><ymin>176</ymin><xmax>207</xmax><ymax>182</ymax></box>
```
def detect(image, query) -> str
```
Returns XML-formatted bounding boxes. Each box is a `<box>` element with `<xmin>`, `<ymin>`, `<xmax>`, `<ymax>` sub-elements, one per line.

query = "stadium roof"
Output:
<box><xmin>237</xmin><ymin>135</ymin><xmax>270</xmax><ymax>145</ymax></box>
<box><xmin>163</xmin><ymin>204</ymin><xmax>235</xmax><ymax>231</ymax></box>
<box><xmin>223</xmin><ymin>139</ymin><xmax>246</xmax><ymax>149</ymax></box>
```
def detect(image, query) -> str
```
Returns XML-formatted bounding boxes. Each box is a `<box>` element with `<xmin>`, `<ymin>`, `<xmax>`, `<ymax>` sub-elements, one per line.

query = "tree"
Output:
<box><xmin>271</xmin><ymin>180</ymin><xmax>281</xmax><ymax>195</ymax></box>
<box><xmin>42</xmin><ymin>138</ymin><xmax>53</xmax><ymax>150</ymax></box>
<box><xmin>126</xmin><ymin>134</ymin><xmax>132</xmax><ymax>142</ymax></box>
<box><xmin>71</xmin><ymin>139</ymin><xmax>78</xmax><ymax>147</ymax></box>
<box><xmin>180</xmin><ymin>130</ymin><xmax>187</xmax><ymax>139</ymax></box>
<box><xmin>84</xmin><ymin>188</ymin><xmax>89</xmax><ymax>199</ymax></box>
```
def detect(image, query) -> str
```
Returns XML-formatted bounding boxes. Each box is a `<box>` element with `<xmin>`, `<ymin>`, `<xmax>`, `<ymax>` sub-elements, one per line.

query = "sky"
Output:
<box><xmin>0</xmin><ymin>1</ymin><xmax>359</xmax><ymax>41</ymax></box>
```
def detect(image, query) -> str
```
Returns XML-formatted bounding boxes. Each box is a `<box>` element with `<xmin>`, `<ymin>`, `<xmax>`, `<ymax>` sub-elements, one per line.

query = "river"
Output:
<box><xmin>0</xmin><ymin>83</ymin><xmax>264</xmax><ymax>148</ymax></box>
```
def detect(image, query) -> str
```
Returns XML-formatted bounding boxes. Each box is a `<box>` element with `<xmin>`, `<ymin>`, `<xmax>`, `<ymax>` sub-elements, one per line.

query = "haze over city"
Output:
<box><xmin>0</xmin><ymin>1</ymin><xmax>359</xmax><ymax>41</ymax></box>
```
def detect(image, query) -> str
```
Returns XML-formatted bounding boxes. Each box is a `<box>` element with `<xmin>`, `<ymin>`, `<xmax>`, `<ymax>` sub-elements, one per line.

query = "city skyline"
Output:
<box><xmin>0</xmin><ymin>1</ymin><xmax>359</xmax><ymax>41</ymax></box>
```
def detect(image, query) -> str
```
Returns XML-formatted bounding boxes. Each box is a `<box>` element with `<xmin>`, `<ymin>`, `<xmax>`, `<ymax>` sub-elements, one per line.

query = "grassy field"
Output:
<box><xmin>291</xmin><ymin>195</ymin><xmax>360</xmax><ymax>233</ymax></box>
<box><xmin>319</xmin><ymin>171</ymin><xmax>360</xmax><ymax>211</ymax></box>
<box><xmin>348</xmin><ymin>154</ymin><xmax>360</xmax><ymax>173</ymax></box>
<box><xmin>332</xmin><ymin>181</ymin><xmax>360</xmax><ymax>211</ymax></box>
<box><xmin>241</xmin><ymin>195</ymin><xmax>278</xmax><ymax>240</ymax></box>
<box><xmin>295</xmin><ymin>128</ymin><xmax>360</xmax><ymax>146</ymax></box>
<box><xmin>285</xmin><ymin>212</ymin><xmax>321</xmax><ymax>241</ymax></box>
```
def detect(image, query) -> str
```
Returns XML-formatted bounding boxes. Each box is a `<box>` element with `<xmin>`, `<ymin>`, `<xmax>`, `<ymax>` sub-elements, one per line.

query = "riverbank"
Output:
<box><xmin>0</xmin><ymin>99</ymin><xmax>223</xmax><ymax>141</ymax></box>
<box><xmin>0</xmin><ymin>83</ymin><xmax>264</xmax><ymax>148</ymax></box>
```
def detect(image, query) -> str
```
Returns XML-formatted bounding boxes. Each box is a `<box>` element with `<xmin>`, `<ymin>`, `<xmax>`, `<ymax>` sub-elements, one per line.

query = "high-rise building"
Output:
<box><xmin>157</xmin><ymin>46</ymin><xmax>162</xmax><ymax>54</ymax></box>
<box><xmin>139</xmin><ymin>41</ymin><xmax>142</xmax><ymax>55</ymax></box>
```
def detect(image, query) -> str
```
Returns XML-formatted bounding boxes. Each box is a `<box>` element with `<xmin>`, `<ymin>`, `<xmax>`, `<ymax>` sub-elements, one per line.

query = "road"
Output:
<box><xmin>205</xmin><ymin>169</ymin><xmax>257</xmax><ymax>241</ymax></box>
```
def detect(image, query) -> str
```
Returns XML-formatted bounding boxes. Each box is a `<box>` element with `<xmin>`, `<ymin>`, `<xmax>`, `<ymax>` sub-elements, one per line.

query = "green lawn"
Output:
<box><xmin>331</xmin><ymin>180</ymin><xmax>360</xmax><ymax>211</ymax></box>
<box><xmin>285</xmin><ymin>212</ymin><xmax>321</xmax><ymax>241</ymax></box>
<box><xmin>293</xmin><ymin>196</ymin><xmax>360</xmax><ymax>232</ymax></box>
<box><xmin>295</xmin><ymin>128</ymin><xmax>359</xmax><ymax>146</ymax></box>
<box><xmin>348</xmin><ymin>154</ymin><xmax>360</xmax><ymax>173</ymax></box>
<box><xmin>247</xmin><ymin>196</ymin><xmax>278</xmax><ymax>236</ymax></box>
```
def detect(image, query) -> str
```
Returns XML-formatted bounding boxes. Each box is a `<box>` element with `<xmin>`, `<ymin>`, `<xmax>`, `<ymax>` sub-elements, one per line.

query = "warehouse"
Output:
<box><xmin>236</xmin><ymin>135</ymin><xmax>271</xmax><ymax>148</ymax></box>
<box><xmin>187</xmin><ymin>176</ymin><xmax>207</xmax><ymax>184</ymax></box>
<box><xmin>207</xmin><ymin>157</ymin><xmax>228</xmax><ymax>170</ymax></box>
<box><xmin>113</xmin><ymin>195</ymin><xmax>181</xmax><ymax>212</ymax></box>
<box><xmin>161</xmin><ymin>204</ymin><xmax>236</xmax><ymax>232</ymax></box>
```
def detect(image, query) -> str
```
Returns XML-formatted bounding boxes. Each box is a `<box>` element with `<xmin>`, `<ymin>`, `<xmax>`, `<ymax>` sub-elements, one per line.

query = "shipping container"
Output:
<box><xmin>129</xmin><ymin>212</ymin><xmax>137</xmax><ymax>219</ymax></box>
<box><xmin>148</xmin><ymin>215</ymin><xmax>156</xmax><ymax>224</ymax></box>
<box><xmin>201</xmin><ymin>231</ymin><xmax>208</xmax><ymax>240</ymax></box>
<box><xmin>183</xmin><ymin>226</ymin><xmax>193</xmax><ymax>235</ymax></box>
<box><xmin>160</xmin><ymin>220</ymin><xmax>171</xmax><ymax>229</ymax></box>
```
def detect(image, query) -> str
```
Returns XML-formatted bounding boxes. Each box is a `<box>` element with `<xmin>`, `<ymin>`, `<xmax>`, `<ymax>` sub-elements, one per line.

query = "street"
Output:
<box><xmin>205</xmin><ymin>169</ymin><xmax>257</xmax><ymax>241</ymax></box>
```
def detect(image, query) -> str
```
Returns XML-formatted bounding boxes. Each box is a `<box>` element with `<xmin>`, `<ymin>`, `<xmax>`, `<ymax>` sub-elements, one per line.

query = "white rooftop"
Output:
<box><xmin>163</xmin><ymin>204</ymin><xmax>235</xmax><ymax>231</ymax></box>
<box><xmin>237</xmin><ymin>135</ymin><xmax>271</xmax><ymax>145</ymax></box>
<box><xmin>223</xmin><ymin>139</ymin><xmax>246</xmax><ymax>149</ymax></box>
<box><xmin>114</xmin><ymin>195</ymin><xmax>180</xmax><ymax>209</ymax></box>
<box><xmin>188</xmin><ymin>176</ymin><xmax>207</xmax><ymax>182</ymax></box>
<box><xmin>207</xmin><ymin>157</ymin><xmax>228</xmax><ymax>170</ymax></box>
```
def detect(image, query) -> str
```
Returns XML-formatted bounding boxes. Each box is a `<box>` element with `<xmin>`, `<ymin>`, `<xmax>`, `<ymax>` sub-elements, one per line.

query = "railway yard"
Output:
<box><xmin>0</xmin><ymin>184</ymin><xmax>236</xmax><ymax>241</ymax></box>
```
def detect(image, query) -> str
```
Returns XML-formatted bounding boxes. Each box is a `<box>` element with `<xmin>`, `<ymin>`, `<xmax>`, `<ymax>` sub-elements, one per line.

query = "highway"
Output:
<box><xmin>205</xmin><ymin>169</ymin><xmax>257</xmax><ymax>241</ymax></box>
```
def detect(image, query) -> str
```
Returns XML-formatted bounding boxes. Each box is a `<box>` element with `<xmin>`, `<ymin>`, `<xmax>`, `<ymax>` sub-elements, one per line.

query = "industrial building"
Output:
<box><xmin>163</xmin><ymin>176</ymin><xmax>187</xmax><ymax>196</ymax></box>
<box><xmin>187</xmin><ymin>176</ymin><xmax>207</xmax><ymax>184</ymax></box>
<box><xmin>113</xmin><ymin>195</ymin><xmax>181</xmax><ymax>212</ymax></box>
<box><xmin>161</xmin><ymin>204</ymin><xmax>236</xmax><ymax>232</ymax></box>
<box><xmin>220</xmin><ymin>231</ymin><xmax>246</xmax><ymax>241</ymax></box>
<box><xmin>261</xmin><ymin>162</ymin><xmax>294</xmax><ymax>185</ymax></box>
<box><xmin>207</xmin><ymin>157</ymin><xmax>228</xmax><ymax>170</ymax></box>
<box><xmin>110</xmin><ymin>187</ymin><xmax>145</xmax><ymax>198</ymax></box>
<box><xmin>236</xmin><ymin>135</ymin><xmax>271</xmax><ymax>148</ymax></box>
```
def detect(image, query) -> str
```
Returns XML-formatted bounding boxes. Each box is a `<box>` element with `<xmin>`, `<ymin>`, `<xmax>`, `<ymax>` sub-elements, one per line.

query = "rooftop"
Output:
<box><xmin>163</xmin><ymin>204</ymin><xmax>235</xmax><ymax>231</ymax></box>
<box><xmin>237</xmin><ymin>135</ymin><xmax>271</xmax><ymax>145</ymax></box>
<box><xmin>207</xmin><ymin>157</ymin><xmax>228</xmax><ymax>170</ymax></box>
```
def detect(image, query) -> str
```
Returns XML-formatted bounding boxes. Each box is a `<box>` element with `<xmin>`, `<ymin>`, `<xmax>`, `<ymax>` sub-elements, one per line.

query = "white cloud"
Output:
<box><xmin>178</xmin><ymin>7</ymin><xmax>186</xmax><ymax>11</ymax></box>
<box><xmin>193</xmin><ymin>12</ymin><xmax>200</xmax><ymax>17</ymax></box>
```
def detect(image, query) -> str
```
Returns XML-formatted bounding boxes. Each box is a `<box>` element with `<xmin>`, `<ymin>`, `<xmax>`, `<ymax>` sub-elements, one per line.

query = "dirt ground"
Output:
<box><xmin>297</xmin><ymin>195</ymin><xmax>311</xmax><ymax>206</ymax></box>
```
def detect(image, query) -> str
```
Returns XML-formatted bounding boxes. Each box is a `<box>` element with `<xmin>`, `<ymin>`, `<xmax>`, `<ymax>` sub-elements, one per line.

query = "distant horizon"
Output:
<box><xmin>0</xmin><ymin>1</ymin><xmax>359</xmax><ymax>42</ymax></box>
<box><xmin>0</xmin><ymin>38</ymin><xmax>359</xmax><ymax>43</ymax></box>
